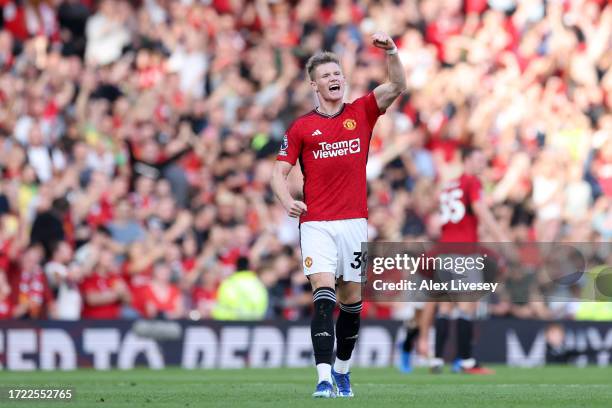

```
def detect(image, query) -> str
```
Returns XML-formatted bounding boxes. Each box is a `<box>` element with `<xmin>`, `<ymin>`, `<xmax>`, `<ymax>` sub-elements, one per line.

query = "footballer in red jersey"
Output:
<box><xmin>439</xmin><ymin>174</ymin><xmax>482</xmax><ymax>243</ymax></box>
<box><xmin>439</xmin><ymin>147</ymin><xmax>508</xmax><ymax>244</ymax></box>
<box><xmin>276</xmin><ymin>92</ymin><xmax>381</xmax><ymax>224</ymax></box>
<box><xmin>409</xmin><ymin>147</ymin><xmax>509</xmax><ymax>375</ymax></box>
<box><xmin>271</xmin><ymin>33</ymin><xmax>407</xmax><ymax>398</ymax></box>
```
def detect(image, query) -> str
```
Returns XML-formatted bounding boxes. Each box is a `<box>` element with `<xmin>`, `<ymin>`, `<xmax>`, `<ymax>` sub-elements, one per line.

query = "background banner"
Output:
<box><xmin>0</xmin><ymin>319</ymin><xmax>610</xmax><ymax>370</ymax></box>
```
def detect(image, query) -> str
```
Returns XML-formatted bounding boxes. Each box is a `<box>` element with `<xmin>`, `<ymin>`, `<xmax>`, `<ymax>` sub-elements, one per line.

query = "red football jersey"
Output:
<box><xmin>80</xmin><ymin>272</ymin><xmax>124</xmax><ymax>319</ymax></box>
<box><xmin>439</xmin><ymin>174</ymin><xmax>482</xmax><ymax>243</ymax></box>
<box><xmin>277</xmin><ymin>92</ymin><xmax>383</xmax><ymax>223</ymax></box>
<box><xmin>144</xmin><ymin>284</ymin><xmax>181</xmax><ymax>317</ymax></box>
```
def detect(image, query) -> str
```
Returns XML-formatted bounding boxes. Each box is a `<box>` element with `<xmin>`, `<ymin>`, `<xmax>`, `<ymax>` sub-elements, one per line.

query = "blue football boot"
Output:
<box><xmin>399</xmin><ymin>350</ymin><xmax>413</xmax><ymax>373</ymax></box>
<box><xmin>331</xmin><ymin>369</ymin><xmax>354</xmax><ymax>398</ymax></box>
<box><xmin>312</xmin><ymin>381</ymin><xmax>335</xmax><ymax>398</ymax></box>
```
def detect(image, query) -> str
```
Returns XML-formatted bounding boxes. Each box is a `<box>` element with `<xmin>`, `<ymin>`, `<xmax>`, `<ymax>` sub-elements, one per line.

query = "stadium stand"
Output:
<box><xmin>0</xmin><ymin>0</ymin><xmax>611</xmax><ymax>321</ymax></box>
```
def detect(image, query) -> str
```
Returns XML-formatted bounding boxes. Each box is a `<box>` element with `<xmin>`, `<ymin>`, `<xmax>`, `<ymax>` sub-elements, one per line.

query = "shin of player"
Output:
<box><xmin>308</xmin><ymin>273</ymin><xmax>362</xmax><ymax>397</ymax></box>
<box><xmin>334</xmin><ymin>280</ymin><xmax>362</xmax><ymax>376</ymax></box>
<box><xmin>310</xmin><ymin>275</ymin><xmax>336</xmax><ymax>388</ymax></box>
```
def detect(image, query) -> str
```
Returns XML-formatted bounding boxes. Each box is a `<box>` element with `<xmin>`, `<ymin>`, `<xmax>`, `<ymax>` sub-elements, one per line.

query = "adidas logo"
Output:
<box><xmin>311</xmin><ymin>129</ymin><xmax>323</xmax><ymax>136</ymax></box>
<box><xmin>314</xmin><ymin>331</ymin><xmax>332</xmax><ymax>337</ymax></box>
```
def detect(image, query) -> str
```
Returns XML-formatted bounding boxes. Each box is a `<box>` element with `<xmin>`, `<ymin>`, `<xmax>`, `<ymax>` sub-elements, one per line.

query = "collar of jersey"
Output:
<box><xmin>314</xmin><ymin>104</ymin><xmax>345</xmax><ymax>118</ymax></box>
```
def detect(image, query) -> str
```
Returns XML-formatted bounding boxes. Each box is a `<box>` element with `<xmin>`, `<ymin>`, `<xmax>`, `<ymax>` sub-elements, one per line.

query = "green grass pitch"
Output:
<box><xmin>2</xmin><ymin>366</ymin><xmax>611</xmax><ymax>407</ymax></box>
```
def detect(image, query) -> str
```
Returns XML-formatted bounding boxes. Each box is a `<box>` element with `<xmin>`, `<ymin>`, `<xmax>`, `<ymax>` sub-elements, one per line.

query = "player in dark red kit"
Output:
<box><xmin>438</xmin><ymin>148</ymin><xmax>507</xmax><ymax>244</ymax></box>
<box><xmin>271</xmin><ymin>32</ymin><xmax>406</xmax><ymax>398</ymax></box>
<box><xmin>414</xmin><ymin>147</ymin><xmax>509</xmax><ymax>375</ymax></box>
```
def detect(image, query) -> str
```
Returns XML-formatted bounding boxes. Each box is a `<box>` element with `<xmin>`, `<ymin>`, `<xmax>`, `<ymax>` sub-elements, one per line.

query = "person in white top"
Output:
<box><xmin>85</xmin><ymin>0</ymin><xmax>131</xmax><ymax>66</ymax></box>
<box><xmin>44</xmin><ymin>241</ymin><xmax>83</xmax><ymax>320</ymax></box>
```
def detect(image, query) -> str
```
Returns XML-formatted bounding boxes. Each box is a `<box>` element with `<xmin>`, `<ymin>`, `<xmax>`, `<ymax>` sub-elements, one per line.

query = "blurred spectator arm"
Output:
<box><xmin>124</xmin><ymin>138</ymin><xmax>138</xmax><ymax>166</ymax></box>
<box><xmin>107</xmin><ymin>240</ymin><xmax>126</xmax><ymax>256</ymax></box>
<box><xmin>472</xmin><ymin>200</ymin><xmax>511</xmax><ymax>242</ymax></box>
<box><xmin>7</xmin><ymin>213</ymin><xmax>30</xmax><ymax>260</ymax></box>
<box><xmin>163</xmin><ymin>210</ymin><xmax>192</xmax><ymax>243</ymax></box>
<box><xmin>582</xmin><ymin>5</ymin><xmax>612</xmax><ymax>62</ymax></box>
<box><xmin>126</xmin><ymin>245</ymin><xmax>163</xmax><ymax>276</ymax></box>
<box><xmin>54</xmin><ymin>80</ymin><xmax>76</xmax><ymax>112</ymax></box>
<box><xmin>181</xmin><ymin>266</ymin><xmax>202</xmax><ymax>292</ymax></box>
<box><xmin>248</xmin><ymin>231</ymin><xmax>274</xmax><ymax>270</ymax></box>
<box><xmin>182</xmin><ymin>244</ymin><xmax>218</xmax><ymax>291</ymax></box>
<box><xmin>79</xmin><ymin>245</ymin><xmax>100</xmax><ymax>277</ymax></box>
<box><xmin>160</xmin><ymin>123</ymin><xmax>195</xmax><ymax>165</ymax></box>
<box><xmin>71</xmin><ymin>191</ymin><xmax>100</xmax><ymax>225</ymax></box>
<box><xmin>75</xmin><ymin>70</ymin><xmax>96</xmax><ymax>125</ymax></box>
<box><xmin>367</xmin><ymin>136</ymin><xmax>411</xmax><ymax>181</ymax></box>
<box><xmin>254</xmin><ymin>0</ymin><xmax>272</xmax><ymax>26</ymax></box>
<box><xmin>492</xmin><ymin>153</ymin><xmax>530</xmax><ymax>204</ymax></box>
<box><xmin>85</xmin><ymin>288</ymin><xmax>121</xmax><ymax>307</ymax></box>
<box><xmin>52</xmin><ymin>168</ymin><xmax>78</xmax><ymax>199</ymax></box>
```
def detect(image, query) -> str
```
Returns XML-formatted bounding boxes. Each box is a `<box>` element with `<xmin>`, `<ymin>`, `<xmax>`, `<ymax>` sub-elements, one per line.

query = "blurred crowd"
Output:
<box><xmin>0</xmin><ymin>0</ymin><xmax>611</xmax><ymax>321</ymax></box>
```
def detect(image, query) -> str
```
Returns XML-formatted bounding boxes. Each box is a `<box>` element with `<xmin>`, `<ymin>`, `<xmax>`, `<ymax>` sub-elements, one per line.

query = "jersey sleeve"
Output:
<box><xmin>276</xmin><ymin>121</ymin><xmax>302</xmax><ymax>165</ymax></box>
<box><xmin>356</xmin><ymin>92</ymin><xmax>384</xmax><ymax>131</ymax></box>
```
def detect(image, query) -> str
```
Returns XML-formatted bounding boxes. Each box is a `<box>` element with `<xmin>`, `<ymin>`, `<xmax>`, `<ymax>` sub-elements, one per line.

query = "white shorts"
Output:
<box><xmin>300</xmin><ymin>218</ymin><xmax>367</xmax><ymax>283</ymax></box>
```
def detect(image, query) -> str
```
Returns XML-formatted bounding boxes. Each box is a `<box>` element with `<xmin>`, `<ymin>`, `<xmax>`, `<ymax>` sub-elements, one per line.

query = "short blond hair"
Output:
<box><xmin>305</xmin><ymin>51</ymin><xmax>340</xmax><ymax>81</ymax></box>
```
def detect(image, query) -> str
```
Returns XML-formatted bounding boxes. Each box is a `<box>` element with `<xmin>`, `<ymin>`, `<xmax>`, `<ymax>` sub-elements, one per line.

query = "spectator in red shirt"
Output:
<box><xmin>144</xmin><ymin>262</ymin><xmax>184</xmax><ymax>319</ymax></box>
<box><xmin>122</xmin><ymin>240</ymin><xmax>164</xmax><ymax>316</ymax></box>
<box><xmin>80</xmin><ymin>248</ymin><xmax>131</xmax><ymax>319</ymax></box>
<box><xmin>191</xmin><ymin>270</ymin><xmax>218</xmax><ymax>320</ymax></box>
<box><xmin>0</xmin><ymin>269</ymin><xmax>12</xmax><ymax>319</ymax></box>
<box><xmin>12</xmin><ymin>244</ymin><xmax>54</xmax><ymax>319</ymax></box>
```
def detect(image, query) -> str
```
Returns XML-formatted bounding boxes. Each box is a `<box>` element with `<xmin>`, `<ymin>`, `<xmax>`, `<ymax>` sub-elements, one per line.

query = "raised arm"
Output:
<box><xmin>371</xmin><ymin>32</ymin><xmax>407</xmax><ymax>112</ymax></box>
<box><xmin>271</xmin><ymin>160</ymin><xmax>307</xmax><ymax>218</ymax></box>
<box><xmin>472</xmin><ymin>200</ymin><xmax>511</xmax><ymax>243</ymax></box>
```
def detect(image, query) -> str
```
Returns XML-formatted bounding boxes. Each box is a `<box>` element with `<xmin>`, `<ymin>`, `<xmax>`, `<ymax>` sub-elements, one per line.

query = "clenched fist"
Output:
<box><xmin>371</xmin><ymin>32</ymin><xmax>396</xmax><ymax>50</ymax></box>
<box><xmin>285</xmin><ymin>200</ymin><xmax>308</xmax><ymax>218</ymax></box>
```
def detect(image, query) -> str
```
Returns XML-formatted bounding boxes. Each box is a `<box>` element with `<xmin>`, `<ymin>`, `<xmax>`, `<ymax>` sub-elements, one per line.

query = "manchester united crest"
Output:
<box><xmin>343</xmin><ymin>119</ymin><xmax>356</xmax><ymax>130</ymax></box>
<box><xmin>304</xmin><ymin>257</ymin><xmax>313</xmax><ymax>268</ymax></box>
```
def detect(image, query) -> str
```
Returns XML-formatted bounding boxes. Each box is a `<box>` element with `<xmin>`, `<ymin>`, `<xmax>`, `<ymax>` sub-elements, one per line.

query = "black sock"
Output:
<box><xmin>434</xmin><ymin>317</ymin><xmax>450</xmax><ymax>359</ymax></box>
<box><xmin>402</xmin><ymin>327</ymin><xmax>420</xmax><ymax>353</ymax></box>
<box><xmin>311</xmin><ymin>287</ymin><xmax>336</xmax><ymax>365</ymax></box>
<box><xmin>335</xmin><ymin>301</ymin><xmax>362</xmax><ymax>361</ymax></box>
<box><xmin>457</xmin><ymin>318</ymin><xmax>474</xmax><ymax>360</ymax></box>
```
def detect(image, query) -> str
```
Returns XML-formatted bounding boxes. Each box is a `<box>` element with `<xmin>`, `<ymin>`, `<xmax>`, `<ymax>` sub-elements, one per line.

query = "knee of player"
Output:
<box><xmin>309</xmin><ymin>272</ymin><xmax>337</xmax><ymax>291</ymax></box>
<box><xmin>338</xmin><ymin>293</ymin><xmax>362</xmax><ymax>306</ymax></box>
